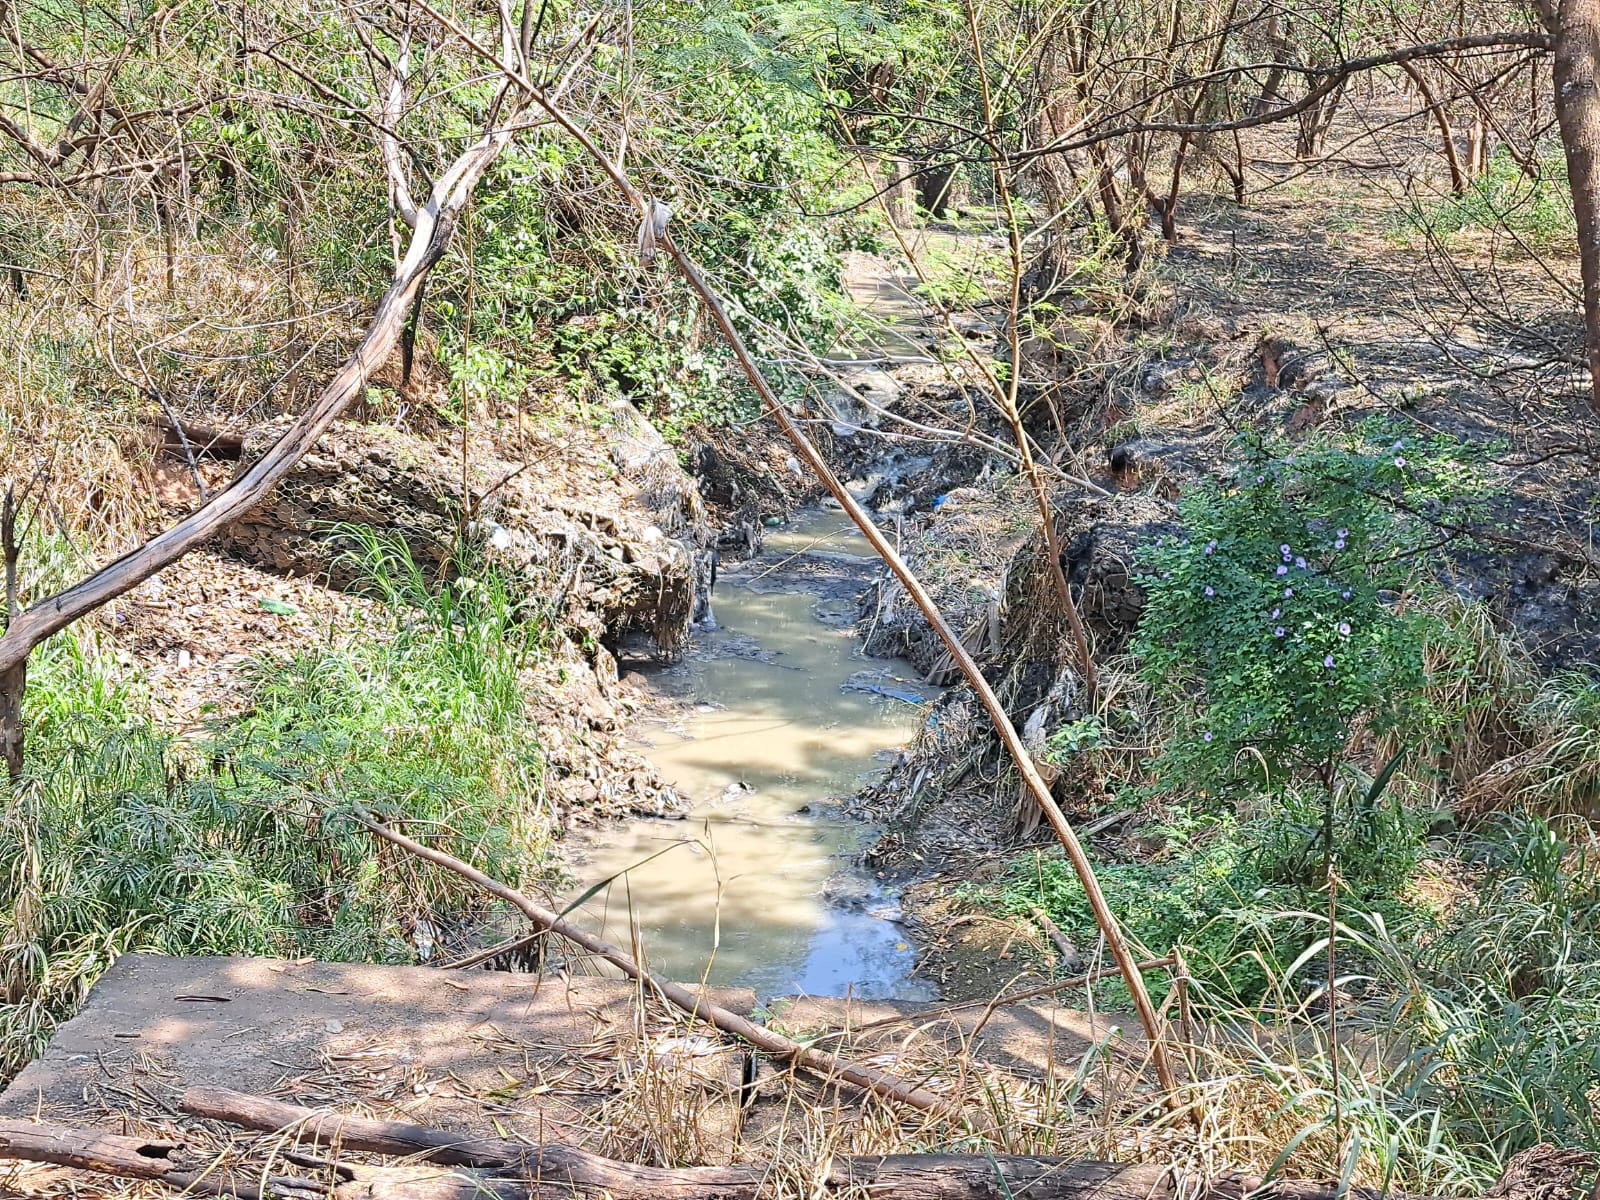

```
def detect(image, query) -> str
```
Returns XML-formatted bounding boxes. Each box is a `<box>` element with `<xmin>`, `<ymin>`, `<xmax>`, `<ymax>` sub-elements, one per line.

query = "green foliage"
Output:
<box><xmin>0</xmin><ymin>530</ymin><xmax>554</xmax><ymax>1077</ymax></box>
<box><xmin>451</xmin><ymin>14</ymin><xmax>863</xmax><ymax>441</ymax></box>
<box><xmin>1399</xmin><ymin>149</ymin><xmax>1575</xmax><ymax>251</ymax></box>
<box><xmin>1000</xmin><ymin>794</ymin><xmax>1428</xmax><ymax>1005</ymax></box>
<box><xmin>1132</xmin><ymin>424</ymin><xmax>1491</xmax><ymax>792</ymax></box>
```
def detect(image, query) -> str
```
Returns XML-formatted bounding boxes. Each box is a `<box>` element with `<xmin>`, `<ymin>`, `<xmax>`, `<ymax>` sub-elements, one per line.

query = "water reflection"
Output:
<box><xmin>567</xmin><ymin>512</ymin><xmax>936</xmax><ymax>999</ymax></box>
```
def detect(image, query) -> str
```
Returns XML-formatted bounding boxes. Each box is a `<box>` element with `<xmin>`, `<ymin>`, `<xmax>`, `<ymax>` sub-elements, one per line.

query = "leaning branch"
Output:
<box><xmin>408</xmin><ymin>0</ymin><xmax>1180</xmax><ymax>1105</ymax></box>
<box><xmin>350</xmin><ymin>805</ymin><xmax>949</xmax><ymax>1112</ymax></box>
<box><xmin>0</xmin><ymin>91</ymin><xmax>525</xmax><ymax>680</ymax></box>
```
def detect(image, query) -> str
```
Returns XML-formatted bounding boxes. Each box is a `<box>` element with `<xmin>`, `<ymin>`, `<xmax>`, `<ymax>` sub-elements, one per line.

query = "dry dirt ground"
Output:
<box><xmin>90</xmin><ymin>389</ymin><xmax>716</xmax><ymax>826</ymax></box>
<box><xmin>0</xmin><ymin>954</ymin><xmax>1151</xmax><ymax>1197</ymax></box>
<box><xmin>838</xmin><ymin>89</ymin><xmax>1600</xmax><ymax>999</ymax></box>
<box><xmin>1125</xmin><ymin>93</ymin><xmax>1598</xmax><ymax>661</ymax></box>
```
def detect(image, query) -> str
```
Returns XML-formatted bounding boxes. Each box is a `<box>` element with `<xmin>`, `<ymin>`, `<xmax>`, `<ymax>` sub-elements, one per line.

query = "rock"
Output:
<box><xmin>220</xmin><ymin>413</ymin><xmax>712</xmax><ymax>659</ymax></box>
<box><xmin>1139</xmin><ymin>361</ymin><xmax>1186</xmax><ymax>396</ymax></box>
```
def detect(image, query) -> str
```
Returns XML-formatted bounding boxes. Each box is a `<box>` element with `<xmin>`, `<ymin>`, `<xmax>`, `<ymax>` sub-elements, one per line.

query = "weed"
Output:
<box><xmin>1396</xmin><ymin>150</ymin><xmax>1575</xmax><ymax>252</ymax></box>
<box><xmin>0</xmin><ymin>529</ymin><xmax>556</xmax><ymax>1078</ymax></box>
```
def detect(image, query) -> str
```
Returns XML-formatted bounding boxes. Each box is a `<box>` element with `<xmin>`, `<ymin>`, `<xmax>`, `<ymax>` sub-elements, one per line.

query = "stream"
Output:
<box><xmin>565</xmin><ymin>510</ymin><xmax>939</xmax><ymax>1000</ymax></box>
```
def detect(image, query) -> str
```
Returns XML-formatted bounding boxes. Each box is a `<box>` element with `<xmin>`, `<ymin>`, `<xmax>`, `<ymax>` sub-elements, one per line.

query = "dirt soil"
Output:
<box><xmin>0</xmin><ymin>954</ymin><xmax>1152</xmax><ymax>1197</ymax></box>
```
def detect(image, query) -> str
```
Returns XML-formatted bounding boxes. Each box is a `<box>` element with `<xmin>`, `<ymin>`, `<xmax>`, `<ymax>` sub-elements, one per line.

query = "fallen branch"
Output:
<box><xmin>1030</xmin><ymin>905</ymin><xmax>1083</xmax><ymax>971</ymax></box>
<box><xmin>3</xmin><ymin>1097</ymin><xmax>1471</xmax><ymax>1200</ymax></box>
<box><xmin>182</xmin><ymin>1087</ymin><xmax>763</xmax><ymax>1198</ymax></box>
<box><xmin>350</xmin><ymin>804</ymin><xmax>949</xmax><ymax>1112</ymax></box>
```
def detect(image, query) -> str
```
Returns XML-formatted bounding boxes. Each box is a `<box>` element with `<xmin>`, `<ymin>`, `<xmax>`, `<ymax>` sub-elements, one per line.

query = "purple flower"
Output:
<box><xmin>1395</xmin><ymin>456</ymin><xmax>1407</xmax><ymax>468</ymax></box>
<box><xmin>1393</xmin><ymin>440</ymin><xmax>1404</xmax><ymax>450</ymax></box>
<box><xmin>1204</xmin><ymin>540</ymin><xmax>1217</xmax><ymax>555</ymax></box>
<box><xmin>1338</xmin><ymin>622</ymin><xmax>1351</xmax><ymax>636</ymax></box>
<box><xmin>1337</xmin><ymin>528</ymin><xmax>1348</xmax><ymax>538</ymax></box>
<box><xmin>1324</xmin><ymin>655</ymin><xmax>1336</xmax><ymax>669</ymax></box>
<box><xmin>1162</xmin><ymin>571</ymin><xmax>1172</xmax><ymax>579</ymax></box>
<box><xmin>1276</xmin><ymin>565</ymin><xmax>1288</xmax><ymax>576</ymax></box>
<box><xmin>1280</xmin><ymin>544</ymin><xmax>1291</xmax><ymax>558</ymax></box>
<box><xmin>1256</xmin><ymin>474</ymin><xmax>1265</xmax><ymax>482</ymax></box>
<box><xmin>1275</xmin><ymin>626</ymin><xmax>1285</xmax><ymax>637</ymax></box>
<box><xmin>1342</xmin><ymin>589</ymin><xmax>1352</xmax><ymax>600</ymax></box>
<box><xmin>1272</xmin><ymin>608</ymin><xmax>1281</xmax><ymax>619</ymax></box>
<box><xmin>1203</xmin><ymin>732</ymin><xmax>1214</xmax><ymax>742</ymax></box>
<box><xmin>1295</xmin><ymin>556</ymin><xmax>1307</xmax><ymax>569</ymax></box>
<box><xmin>1204</xmin><ymin>586</ymin><xmax>1215</xmax><ymax>596</ymax></box>
<box><xmin>1334</xmin><ymin>538</ymin><xmax>1346</xmax><ymax>550</ymax></box>
<box><xmin>1284</xmin><ymin>587</ymin><xmax>1294</xmax><ymax>597</ymax></box>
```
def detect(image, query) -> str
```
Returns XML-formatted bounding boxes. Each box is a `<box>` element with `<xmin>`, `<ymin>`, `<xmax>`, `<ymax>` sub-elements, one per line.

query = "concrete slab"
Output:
<box><xmin>1</xmin><ymin>955</ymin><xmax>757</xmax><ymax>1194</ymax></box>
<box><xmin>768</xmin><ymin>994</ymin><xmax>1146</xmax><ymax>1077</ymax></box>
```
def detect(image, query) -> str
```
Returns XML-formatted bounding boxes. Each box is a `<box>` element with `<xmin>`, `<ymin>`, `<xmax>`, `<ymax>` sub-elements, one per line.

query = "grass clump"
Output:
<box><xmin>1000</xmin><ymin>793</ymin><xmax>1428</xmax><ymax>1006</ymax></box>
<box><xmin>1396</xmin><ymin>149</ymin><xmax>1576</xmax><ymax>252</ymax></box>
<box><xmin>0</xmin><ymin>528</ymin><xmax>556</xmax><ymax>1078</ymax></box>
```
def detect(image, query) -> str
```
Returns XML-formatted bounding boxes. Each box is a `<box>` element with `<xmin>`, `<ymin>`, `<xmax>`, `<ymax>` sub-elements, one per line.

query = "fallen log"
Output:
<box><xmin>0</xmin><ymin>1119</ymin><xmax>328</xmax><ymax>1199</ymax></box>
<box><xmin>175</xmin><ymin>1089</ymin><xmax>1301</xmax><ymax>1200</ymax></box>
<box><xmin>3</xmin><ymin>1095</ymin><xmax>1464</xmax><ymax>1200</ymax></box>
<box><xmin>348</xmin><ymin>803</ymin><xmax>950</xmax><ymax>1114</ymax></box>
<box><xmin>182</xmin><ymin>1086</ymin><xmax>764</xmax><ymax>1198</ymax></box>
<box><xmin>0</xmin><ymin>1119</ymin><xmax>177</xmax><ymax>1179</ymax></box>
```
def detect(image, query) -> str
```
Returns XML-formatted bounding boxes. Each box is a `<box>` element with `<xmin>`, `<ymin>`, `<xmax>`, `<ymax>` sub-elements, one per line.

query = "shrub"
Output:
<box><xmin>1131</xmin><ymin>424</ymin><xmax>1491</xmax><ymax>795</ymax></box>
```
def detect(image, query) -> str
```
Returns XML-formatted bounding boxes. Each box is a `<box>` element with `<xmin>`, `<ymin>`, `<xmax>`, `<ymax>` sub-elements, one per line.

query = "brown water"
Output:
<box><xmin>565</xmin><ymin>511</ymin><xmax>938</xmax><ymax>1000</ymax></box>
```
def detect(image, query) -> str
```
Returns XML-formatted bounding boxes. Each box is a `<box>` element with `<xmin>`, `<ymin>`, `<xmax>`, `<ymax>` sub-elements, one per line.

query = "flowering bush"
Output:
<box><xmin>1132</xmin><ymin>425</ymin><xmax>1489</xmax><ymax>793</ymax></box>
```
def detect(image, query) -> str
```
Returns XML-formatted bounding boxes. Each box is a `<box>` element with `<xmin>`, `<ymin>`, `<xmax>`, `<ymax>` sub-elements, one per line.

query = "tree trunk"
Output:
<box><xmin>1401</xmin><ymin>62</ymin><xmax>1467</xmax><ymax>192</ymax></box>
<box><xmin>883</xmin><ymin>155</ymin><xmax>917</xmax><ymax>226</ymax></box>
<box><xmin>1545</xmin><ymin>0</ymin><xmax>1600</xmax><ymax>414</ymax></box>
<box><xmin>1</xmin><ymin>486</ymin><xmax>18</xmax><ymax>785</ymax></box>
<box><xmin>1467</xmin><ymin>112</ymin><xmax>1489</xmax><ymax>176</ymax></box>
<box><xmin>1295</xmin><ymin>76</ymin><xmax>1345</xmax><ymax>158</ymax></box>
<box><xmin>0</xmin><ymin>661</ymin><xmax>21</xmax><ymax>785</ymax></box>
<box><xmin>1253</xmin><ymin>13</ymin><xmax>1291</xmax><ymax>115</ymax></box>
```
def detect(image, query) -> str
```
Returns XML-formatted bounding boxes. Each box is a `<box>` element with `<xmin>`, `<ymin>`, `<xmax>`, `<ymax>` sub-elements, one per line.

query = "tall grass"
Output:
<box><xmin>980</xmin><ymin>816</ymin><xmax>1600</xmax><ymax>1192</ymax></box>
<box><xmin>992</xmin><ymin>582</ymin><xmax>1600</xmax><ymax>1187</ymax></box>
<box><xmin>1171</xmin><ymin>817</ymin><xmax>1600</xmax><ymax>1188</ymax></box>
<box><xmin>0</xmin><ymin>527</ymin><xmax>557</xmax><ymax>1078</ymax></box>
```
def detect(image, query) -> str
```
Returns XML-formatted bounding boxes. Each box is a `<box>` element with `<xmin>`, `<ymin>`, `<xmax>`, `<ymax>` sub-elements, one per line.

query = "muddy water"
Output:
<box><xmin>566</xmin><ymin>511</ymin><xmax>938</xmax><ymax>1000</ymax></box>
